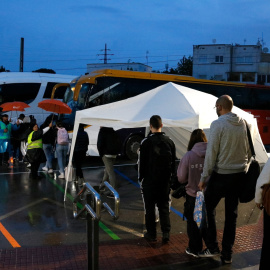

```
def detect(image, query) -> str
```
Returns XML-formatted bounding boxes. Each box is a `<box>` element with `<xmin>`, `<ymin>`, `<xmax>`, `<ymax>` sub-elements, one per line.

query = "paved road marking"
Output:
<box><xmin>0</xmin><ymin>222</ymin><xmax>21</xmax><ymax>248</ymax></box>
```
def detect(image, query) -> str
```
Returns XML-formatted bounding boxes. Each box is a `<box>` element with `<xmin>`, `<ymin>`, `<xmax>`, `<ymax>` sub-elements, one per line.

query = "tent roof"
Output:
<box><xmin>75</xmin><ymin>82</ymin><xmax>221</xmax><ymax>129</ymax></box>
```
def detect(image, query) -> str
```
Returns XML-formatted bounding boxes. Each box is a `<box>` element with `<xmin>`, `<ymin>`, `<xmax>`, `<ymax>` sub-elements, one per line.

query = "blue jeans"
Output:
<box><xmin>43</xmin><ymin>144</ymin><xmax>53</xmax><ymax>169</ymax></box>
<box><xmin>56</xmin><ymin>144</ymin><xmax>68</xmax><ymax>174</ymax></box>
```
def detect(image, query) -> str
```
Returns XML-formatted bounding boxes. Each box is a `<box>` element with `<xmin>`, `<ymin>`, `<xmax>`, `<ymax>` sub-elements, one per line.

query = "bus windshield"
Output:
<box><xmin>60</xmin><ymin>83</ymin><xmax>92</xmax><ymax>130</ymax></box>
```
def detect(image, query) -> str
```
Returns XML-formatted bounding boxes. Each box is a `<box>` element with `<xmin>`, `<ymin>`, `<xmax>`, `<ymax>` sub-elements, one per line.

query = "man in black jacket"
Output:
<box><xmin>139</xmin><ymin>115</ymin><xmax>176</xmax><ymax>243</ymax></box>
<box><xmin>74</xmin><ymin>124</ymin><xmax>89</xmax><ymax>186</ymax></box>
<box><xmin>97</xmin><ymin>126</ymin><xmax>120</xmax><ymax>198</ymax></box>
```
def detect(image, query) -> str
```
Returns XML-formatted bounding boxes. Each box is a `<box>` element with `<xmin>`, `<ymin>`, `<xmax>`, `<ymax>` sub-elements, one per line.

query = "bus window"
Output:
<box><xmin>43</xmin><ymin>82</ymin><xmax>68</xmax><ymax>99</ymax></box>
<box><xmin>63</xmin><ymin>86</ymin><xmax>74</xmax><ymax>104</ymax></box>
<box><xmin>0</xmin><ymin>83</ymin><xmax>40</xmax><ymax>104</ymax></box>
<box><xmin>253</xmin><ymin>88</ymin><xmax>270</xmax><ymax>110</ymax></box>
<box><xmin>77</xmin><ymin>83</ymin><xmax>90</xmax><ymax>110</ymax></box>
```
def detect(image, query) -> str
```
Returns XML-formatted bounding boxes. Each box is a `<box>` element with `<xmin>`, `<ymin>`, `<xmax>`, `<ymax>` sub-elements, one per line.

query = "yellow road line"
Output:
<box><xmin>0</xmin><ymin>222</ymin><xmax>21</xmax><ymax>248</ymax></box>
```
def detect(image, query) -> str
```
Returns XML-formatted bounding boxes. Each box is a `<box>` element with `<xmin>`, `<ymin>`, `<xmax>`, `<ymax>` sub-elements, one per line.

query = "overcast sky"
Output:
<box><xmin>0</xmin><ymin>0</ymin><xmax>269</xmax><ymax>76</ymax></box>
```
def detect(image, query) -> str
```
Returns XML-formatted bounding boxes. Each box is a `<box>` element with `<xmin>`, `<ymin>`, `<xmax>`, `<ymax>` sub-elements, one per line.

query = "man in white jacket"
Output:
<box><xmin>198</xmin><ymin>95</ymin><xmax>251</xmax><ymax>264</ymax></box>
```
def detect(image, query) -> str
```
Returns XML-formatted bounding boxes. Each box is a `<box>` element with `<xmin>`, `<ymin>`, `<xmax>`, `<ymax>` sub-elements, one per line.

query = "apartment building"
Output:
<box><xmin>193</xmin><ymin>43</ymin><xmax>270</xmax><ymax>85</ymax></box>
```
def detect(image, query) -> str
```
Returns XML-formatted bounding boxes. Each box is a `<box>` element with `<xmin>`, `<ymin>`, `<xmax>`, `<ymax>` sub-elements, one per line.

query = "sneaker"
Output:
<box><xmin>143</xmin><ymin>232</ymin><xmax>157</xmax><ymax>242</ymax></box>
<box><xmin>162</xmin><ymin>232</ymin><xmax>170</xmax><ymax>243</ymax></box>
<box><xmin>48</xmin><ymin>169</ymin><xmax>54</xmax><ymax>173</ymax></box>
<box><xmin>42</xmin><ymin>167</ymin><xmax>48</xmax><ymax>171</ymax></box>
<box><xmin>27</xmin><ymin>163</ymin><xmax>31</xmax><ymax>168</ymax></box>
<box><xmin>221</xmin><ymin>255</ymin><xmax>232</xmax><ymax>264</ymax></box>
<box><xmin>198</xmin><ymin>248</ymin><xmax>220</xmax><ymax>258</ymax></box>
<box><xmin>185</xmin><ymin>247</ymin><xmax>199</xmax><ymax>258</ymax></box>
<box><xmin>58</xmin><ymin>173</ymin><xmax>65</xmax><ymax>179</ymax></box>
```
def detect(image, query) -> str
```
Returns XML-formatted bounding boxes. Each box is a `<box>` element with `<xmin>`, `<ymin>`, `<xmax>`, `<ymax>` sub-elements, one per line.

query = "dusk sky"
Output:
<box><xmin>1</xmin><ymin>0</ymin><xmax>269</xmax><ymax>76</ymax></box>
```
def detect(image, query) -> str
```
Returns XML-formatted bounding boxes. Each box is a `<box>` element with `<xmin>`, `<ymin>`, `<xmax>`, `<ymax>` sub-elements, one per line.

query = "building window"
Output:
<box><xmin>215</xmin><ymin>56</ymin><xmax>223</xmax><ymax>63</ymax></box>
<box><xmin>242</xmin><ymin>73</ymin><xmax>255</xmax><ymax>82</ymax></box>
<box><xmin>199</xmin><ymin>55</ymin><xmax>207</xmax><ymax>63</ymax></box>
<box><xmin>228</xmin><ymin>73</ymin><xmax>240</xmax><ymax>82</ymax></box>
<box><xmin>235</xmin><ymin>56</ymin><xmax>252</xmax><ymax>64</ymax></box>
<box><xmin>198</xmin><ymin>75</ymin><xmax>207</xmax><ymax>79</ymax></box>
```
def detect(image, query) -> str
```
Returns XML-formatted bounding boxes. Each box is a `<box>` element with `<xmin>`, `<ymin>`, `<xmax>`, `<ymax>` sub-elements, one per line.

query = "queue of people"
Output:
<box><xmin>138</xmin><ymin>97</ymin><xmax>266</xmax><ymax>269</ymax></box>
<box><xmin>0</xmin><ymin>114</ymin><xmax>78</xmax><ymax>181</ymax></box>
<box><xmin>0</xmin><ymin>94</ymin><xmax>267</xmax><ymax>268</ymax></box>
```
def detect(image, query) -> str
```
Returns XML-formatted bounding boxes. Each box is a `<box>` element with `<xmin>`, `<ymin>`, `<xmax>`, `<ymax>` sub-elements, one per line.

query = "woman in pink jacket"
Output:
<box><xmin>177</xmin><ymin>129</ymin><xmax>207</xmax><ymax>258</ymax></box>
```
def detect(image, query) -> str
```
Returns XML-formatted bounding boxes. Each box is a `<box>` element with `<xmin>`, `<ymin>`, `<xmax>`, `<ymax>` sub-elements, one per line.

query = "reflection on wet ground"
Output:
<box><xmin>0</xmin><ymin>157</ymin><xmax>262</xmax><ymax>269</ymax></box>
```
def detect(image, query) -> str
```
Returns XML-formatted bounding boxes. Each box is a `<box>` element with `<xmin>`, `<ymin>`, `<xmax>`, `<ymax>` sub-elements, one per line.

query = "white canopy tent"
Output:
<box><xmin>64</xmin><ymin>82</ymin><xmax>268</xmax><ymax>200</ymax></box>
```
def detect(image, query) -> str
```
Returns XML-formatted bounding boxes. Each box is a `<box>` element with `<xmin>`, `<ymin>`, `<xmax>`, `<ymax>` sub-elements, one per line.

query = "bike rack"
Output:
<box><xmin>73</xmin><ymin>181</ymin><xmax>120</xmax><ymax>270</ymax></box>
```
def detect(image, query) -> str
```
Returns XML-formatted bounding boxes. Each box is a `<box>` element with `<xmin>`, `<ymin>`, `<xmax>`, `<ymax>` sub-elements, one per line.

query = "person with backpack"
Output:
<box><xmin>55</xmin><ymin>121</ymin><xmax>69</xmax><ymax>179</ymax></box>
<box><xmin>139</xmin><ymin>115</ymin><xmax>176</xmax><ymax>243</ymax></box>
<box><xmin>177</xmin><ymin>129</ymin><xmax>208</xmax><ymax>257</ymax></box>
<box><xmin>97</xmin><ymin>126</ymin><xmax>121</xmax><ymax>198</ymax></box>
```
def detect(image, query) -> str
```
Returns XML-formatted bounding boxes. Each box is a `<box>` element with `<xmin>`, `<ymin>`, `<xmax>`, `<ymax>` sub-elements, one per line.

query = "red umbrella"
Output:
<box><xmin>38</xmin><ymin>99</ymin><xmax>72</xmax><ymax>114</ymax></box>
<box><xmin>0</xmin><ymin>101</ymin><xmax>30</xmax><ymax>112</ymax></box>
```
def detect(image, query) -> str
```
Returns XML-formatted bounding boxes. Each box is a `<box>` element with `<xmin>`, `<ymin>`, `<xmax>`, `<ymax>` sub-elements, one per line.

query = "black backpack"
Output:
<box><xmin>150</xmin><ymin>135</ymin><xmax>173</xmax><ymax>182</ymax></box>
<box><xmin>107</xmin><ymin>129</ymin><xmax>121</xmax><ymax>155</ymax></box>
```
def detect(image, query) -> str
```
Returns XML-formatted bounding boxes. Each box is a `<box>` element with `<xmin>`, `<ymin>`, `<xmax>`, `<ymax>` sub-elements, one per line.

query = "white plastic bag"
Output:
<box><xmin>64</xmin><ymin>166</ymin><xmax>76</xmax><ymax>182</ymax></box>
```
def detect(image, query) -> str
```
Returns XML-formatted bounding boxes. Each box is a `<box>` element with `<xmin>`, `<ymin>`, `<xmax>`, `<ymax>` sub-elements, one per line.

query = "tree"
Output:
<box><xmin>32</xmin><ymin>68</ymin><xmax>56</xmax><ymax>74</ymax></box>
<box><xmin>0</xmin><ymin>66</ymin><xmax>10</xmax><ymax>72</ymax></box>
<box><xmin>162</xmin><ymin>55</ymin><xmax>193</xmax><ymax>76</ymax></box>
<box><xmin>176</xmin><ymin>55</ymin><xmax>193</xmax><ymax>76</ymax></box>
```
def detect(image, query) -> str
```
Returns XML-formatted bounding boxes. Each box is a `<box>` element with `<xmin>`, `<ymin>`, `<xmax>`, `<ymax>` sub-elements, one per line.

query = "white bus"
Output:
<box><xmin>0</xmin><ymin>72</ymin><xmax>77</xmax><ymax>125</ymax></box>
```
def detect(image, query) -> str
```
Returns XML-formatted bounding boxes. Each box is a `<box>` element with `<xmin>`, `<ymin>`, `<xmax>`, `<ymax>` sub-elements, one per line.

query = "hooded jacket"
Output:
<box><xmin>177</xmin><ymin>142</ymin><xmax>207</xmax><ymax>197</ymax></box>
<box><xmin>200</xmin><ymin>112</ymin><xmax>251</xmax><ymax>183</ymax></box>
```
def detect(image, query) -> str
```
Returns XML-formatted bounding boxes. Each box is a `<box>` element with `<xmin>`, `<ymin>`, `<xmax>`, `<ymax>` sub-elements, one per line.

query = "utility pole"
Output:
<box><xmin>97</xmin><ymin>43</ymin><xmax>114</xmax><ymax>64</ymax></box>
<box><xmin>19</xmin><ymin>37</ymin><xmax>24</xmax><ymax>72</ymax></box>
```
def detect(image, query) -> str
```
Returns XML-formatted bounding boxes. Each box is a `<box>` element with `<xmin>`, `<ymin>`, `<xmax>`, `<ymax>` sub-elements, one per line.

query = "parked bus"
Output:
<box><xmin>53</xmin><ymin>69</ymin><xmax>270</xmax><ymax>159</ymax></box>
<box><xmin>0</xmin><ymin>72</ymin><xmax>77</xmax><ymax>125</ymax></box>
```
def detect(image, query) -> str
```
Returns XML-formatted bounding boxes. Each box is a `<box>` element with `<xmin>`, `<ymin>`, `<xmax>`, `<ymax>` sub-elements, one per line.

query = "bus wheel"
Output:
<box><xmin>125</xmin><ymin>135</ymin><xmax>143</xmax><ymax>160</ymax></box>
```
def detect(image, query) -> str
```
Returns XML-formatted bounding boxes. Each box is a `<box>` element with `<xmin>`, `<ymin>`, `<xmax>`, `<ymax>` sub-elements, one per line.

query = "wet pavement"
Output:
<box><xmin>0</xmin><ymin>157</ymin><xmax>263</xmax><ymax>269</ymax></box>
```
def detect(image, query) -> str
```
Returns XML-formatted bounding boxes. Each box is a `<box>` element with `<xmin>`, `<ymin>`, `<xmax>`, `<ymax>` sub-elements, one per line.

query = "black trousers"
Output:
<box><xmin>30</xmin><ymin>161</ymin><xmax>40</xmax><ymax>179</ymax></box>
<box><xmin>260</xmin><ymin>209</ymin><xmax>270</xmax><ymax>270</ymax></box>
<box><xmin>204</xmin><ymin>171</ymin><xmax>244</xmax><ymax>257</ymax></box>
<box><xmin>142</xmin><ymin>186</ymin><xmax>171</xmax><ymax>237</ymax></box>
<box><xmin>73</xmin><ymin>151</ymin><xmax>86</xmax><ymax>178</ymax></box>
<box><xmin>184</xmin><ymin>194</ymin><xmax>207</xmax><ymax>252</ymax></box>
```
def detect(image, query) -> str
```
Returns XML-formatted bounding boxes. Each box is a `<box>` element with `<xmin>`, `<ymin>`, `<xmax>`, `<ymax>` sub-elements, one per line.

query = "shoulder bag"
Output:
<box><xmin>239</xmin><ymin>121</ymin><xmax>261</xmax><ymax>203</ymax></box>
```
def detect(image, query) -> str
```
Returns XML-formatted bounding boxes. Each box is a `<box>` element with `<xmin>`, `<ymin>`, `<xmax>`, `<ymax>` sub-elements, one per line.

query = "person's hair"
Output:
<box><xmin>150</xmin><ymin>115</ymin><xmax>162</xmax><ymax>129</ymax></box>
<box><xmin>56</xmin><ymin>120</ymin><xmax>63</xmax><ymax>128</ymax></box>
<box><xmin>30</xmin><ymin>123</ymin><xmax>38</xmax><ymax>130</ymax></box>
<box><xmin>217</xmin><ymin>95</ymin><xmax>233</xmax><ymax>111</ymax></box>
<box><xmin>187</xmin><ymin>129</ymin><xmax>207</xmax><ymax>151</ymax></box>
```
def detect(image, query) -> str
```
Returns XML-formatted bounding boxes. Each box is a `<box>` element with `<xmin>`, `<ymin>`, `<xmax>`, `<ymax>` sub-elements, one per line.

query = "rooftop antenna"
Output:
<box><xmin>97</xmin><ymin>43</ymin><xmax>114</xmax><ymax>64</ymax></box>
<box><xmin>146</xmin><ymin>50</ymin><xmax>149</xmax><ymax>65</ymax></box>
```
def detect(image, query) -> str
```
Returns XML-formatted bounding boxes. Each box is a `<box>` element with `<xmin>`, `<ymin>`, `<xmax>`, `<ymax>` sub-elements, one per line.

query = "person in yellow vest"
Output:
<box><xmin>0</xmin><ymin>114</ymin><xmax>21</xmax><ymax>166</ymax></box>
<box><xmin>26</xmin><ymin>122</ymin><xmax>52</xmax><ymax>179</ymax></box>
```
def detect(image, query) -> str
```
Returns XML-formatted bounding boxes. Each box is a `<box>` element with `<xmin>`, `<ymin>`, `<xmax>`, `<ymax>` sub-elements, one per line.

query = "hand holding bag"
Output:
<box><xmin>239</xmin><ymin>121</ymin><xmax>261</xmax><ymax>203</ymax></box>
